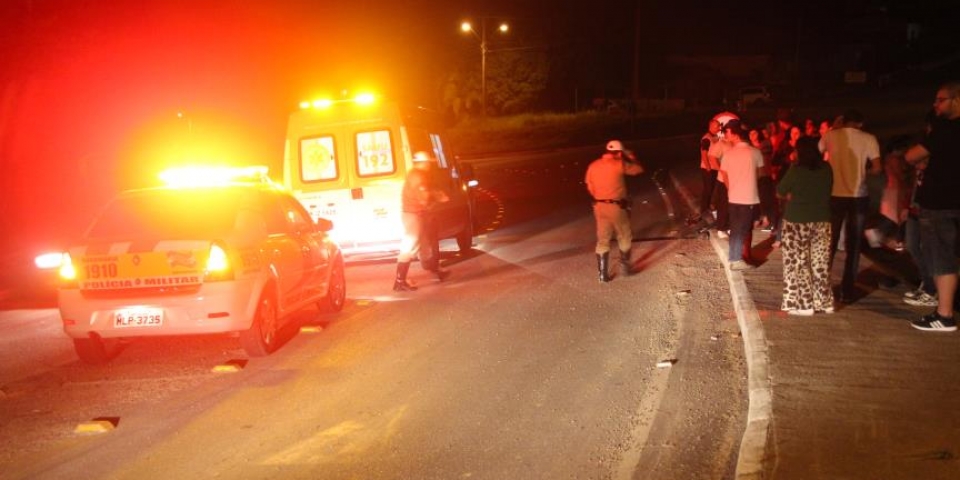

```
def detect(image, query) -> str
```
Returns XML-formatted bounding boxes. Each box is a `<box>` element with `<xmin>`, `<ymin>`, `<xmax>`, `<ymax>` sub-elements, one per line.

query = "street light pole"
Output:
<box><xmin>480</xmin><ymin>17</ymin><xmax>487</xmax><ymax>117</ymax></box>
<box><xmin>461</xmin><ymin>18</ymin><xmax>508</xmax><ymax>117</ymax></box>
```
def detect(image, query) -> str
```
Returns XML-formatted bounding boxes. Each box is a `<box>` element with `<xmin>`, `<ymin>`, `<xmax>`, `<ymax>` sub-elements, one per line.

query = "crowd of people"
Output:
<box><xmin>693</xmin><ymin>82</ymin><xmax>960</xmax><ymax>330</ymax></box>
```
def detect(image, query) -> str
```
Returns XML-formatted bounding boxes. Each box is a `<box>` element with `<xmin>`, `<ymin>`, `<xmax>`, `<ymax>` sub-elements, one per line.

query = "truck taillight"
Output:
<box><xmin>204</xmin><ymin>244</ymin><xmax>234</xmax><ymax>282</ymax></box>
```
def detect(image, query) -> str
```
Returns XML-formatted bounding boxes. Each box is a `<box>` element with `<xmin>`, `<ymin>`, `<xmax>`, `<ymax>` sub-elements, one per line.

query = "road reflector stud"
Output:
<box><xmin>74</xmin><ymin>417</ymin><xmax>118</xmax><ymax>434</ymax></box>
<box><xmin>212</xmin><ymin>359</ymin><xmax>247</xmax><ymax>373</ymax></box>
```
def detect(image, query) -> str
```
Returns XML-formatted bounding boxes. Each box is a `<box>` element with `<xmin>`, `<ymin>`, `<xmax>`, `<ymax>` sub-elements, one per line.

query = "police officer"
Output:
<box><xmin>394</xmin><ymin>151</ymin><xmax>450</xmax><ymax>291</ymax></box>
<box><xmin>585</xmin><ymin>140</ymin><xmax>645</xmax><ymax>282</ymax></box>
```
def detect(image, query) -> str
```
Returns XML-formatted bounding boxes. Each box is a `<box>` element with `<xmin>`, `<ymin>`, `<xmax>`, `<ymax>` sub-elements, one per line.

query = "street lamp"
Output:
<box><xmin>460</xmin><ymin>18</ymin><xmax>509</xmax><ymax>116</ymax></box>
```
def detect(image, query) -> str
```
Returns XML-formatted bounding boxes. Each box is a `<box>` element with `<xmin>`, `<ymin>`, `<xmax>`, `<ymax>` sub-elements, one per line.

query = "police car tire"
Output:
<box><xmin>318</xmin><ymin>257</ymin><xmax>346</xmax><ymax>313</ymax></box>
<box><xmin>240</xmin><ymin>290</ymin><xmax>278</xmax><ymax>357</ymax></box>
<box><xmin>73</xmin><ymin>337</ymin><xmax>111</xmax><ymax>365</ymax></box>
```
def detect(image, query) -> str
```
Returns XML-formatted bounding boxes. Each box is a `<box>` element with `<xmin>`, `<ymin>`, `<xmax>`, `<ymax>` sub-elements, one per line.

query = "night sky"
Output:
<box><xmin>0</xmin><ymin>0</ymin><xmax>947</xmax><ymax>247</ymax></box>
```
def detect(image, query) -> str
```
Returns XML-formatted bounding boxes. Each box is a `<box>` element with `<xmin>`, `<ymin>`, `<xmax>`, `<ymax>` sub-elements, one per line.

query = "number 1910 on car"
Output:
<box><xmin>114</xmin><ymin>308</ymin><xmax>163</xmax><ymax>328</ymax></box>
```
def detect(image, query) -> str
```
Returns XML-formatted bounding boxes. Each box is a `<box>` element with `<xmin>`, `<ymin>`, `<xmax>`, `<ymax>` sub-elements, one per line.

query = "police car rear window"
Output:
<box><xmin>86</xmin><ymin>189</ymin><xmax>247</xmax><ymax>240</ymax></box>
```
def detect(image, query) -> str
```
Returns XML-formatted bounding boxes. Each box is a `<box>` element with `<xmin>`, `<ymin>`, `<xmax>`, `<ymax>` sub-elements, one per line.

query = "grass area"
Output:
<box><xmin>448</xmin><ymin>85</ymin><xmax>933</xmax><ymax>158</ymax></box>
<box><xmin>447</xmin><ymin>111</ymin><xmax>632</xmax><ymax>157</ymax></box>
<box><xmin>446</xmin><ymin>109</ymin><xmax>710</xmax><ymax>157</ymax></box>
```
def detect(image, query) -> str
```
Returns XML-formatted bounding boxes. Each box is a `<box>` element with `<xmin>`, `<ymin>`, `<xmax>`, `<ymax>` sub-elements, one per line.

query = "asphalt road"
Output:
<box><xmin>0</xmin><ymin>140</ymin><xmax>747</xmax><ymax>479</ymax></box>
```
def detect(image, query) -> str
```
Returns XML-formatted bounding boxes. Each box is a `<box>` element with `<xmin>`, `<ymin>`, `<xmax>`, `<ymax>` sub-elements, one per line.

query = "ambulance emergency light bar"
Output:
<box><xmin>299</xmin><ymin>92</ymin><xmax>377</xmax><ymax>110</ymax></box>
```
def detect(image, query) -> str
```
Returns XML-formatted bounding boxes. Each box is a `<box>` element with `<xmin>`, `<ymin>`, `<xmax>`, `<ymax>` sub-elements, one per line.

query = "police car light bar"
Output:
<box><xmin>159</xmin><ymin>166</ymin><xmax>271</xmax><ymax>188</ymax></box>
<box><xmin>35</xmin><ymin>252</ymin><xmax>65</xmax><ymax>270</ymax></box>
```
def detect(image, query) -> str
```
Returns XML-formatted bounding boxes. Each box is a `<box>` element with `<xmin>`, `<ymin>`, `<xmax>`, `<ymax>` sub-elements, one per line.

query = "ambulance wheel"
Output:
<box><xmin>240</xmin><ymin>289</ymin><xmax>278</xmax><ymax>357</ymax></box>
<box><xmin>318</xmin><ymin>257</ymin><xmax>346</xmax><ymax>313</ymax></box>
<box><xmin>456</xmin><ymin>223</ymin><xmax>474</xmax><ymax>252</ymax></box>
<box><xmin>73</xmin><ymin>336</ymin><xmax>113</xmax><ymax>365</ymax></box>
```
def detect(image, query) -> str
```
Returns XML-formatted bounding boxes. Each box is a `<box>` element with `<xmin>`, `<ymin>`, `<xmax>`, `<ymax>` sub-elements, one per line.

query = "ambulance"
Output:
<box><xmin>282</xmin><ymin>93</ymin><xmax>477</xmax><ymax>259</ymax></box>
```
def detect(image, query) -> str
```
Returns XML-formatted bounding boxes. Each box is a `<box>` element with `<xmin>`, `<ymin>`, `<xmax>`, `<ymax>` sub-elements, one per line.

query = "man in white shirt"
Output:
<box><xmin>819</xmin><ymin>109</ymin><xmax>881</xmax><ymax>303</ymax></box>
<box><xmin>718</xmin><ymin>120</ymin><xmax>764</xmax><ymax>271</ymax></box>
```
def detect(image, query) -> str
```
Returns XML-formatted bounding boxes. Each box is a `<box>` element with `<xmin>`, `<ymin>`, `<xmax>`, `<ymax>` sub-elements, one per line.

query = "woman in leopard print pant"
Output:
<box><xmin>777</xmin><ymin>137</ymin><xmax>835</xmax><ymax>315</ymax></box>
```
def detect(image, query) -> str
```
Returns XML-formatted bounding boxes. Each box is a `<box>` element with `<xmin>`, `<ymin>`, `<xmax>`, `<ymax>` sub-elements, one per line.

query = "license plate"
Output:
<box><xmin>114</xmin><ymin>308</ymin><xmax>163</xmax><ymax>328</ymax></box>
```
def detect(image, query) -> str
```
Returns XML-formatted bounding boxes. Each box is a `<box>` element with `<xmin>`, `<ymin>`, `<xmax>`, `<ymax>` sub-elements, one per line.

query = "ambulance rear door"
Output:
<box><xmin>283</xmin><ymin>102</ymin><xmax>409</xmax><ymax>256</ymax></box>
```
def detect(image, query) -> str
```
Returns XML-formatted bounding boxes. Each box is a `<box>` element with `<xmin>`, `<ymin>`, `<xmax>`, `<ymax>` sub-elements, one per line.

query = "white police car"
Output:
<box><xmin>55</xmin><ymin>167</ymin><xmax>345</xmax><ymax>363</ymax></box>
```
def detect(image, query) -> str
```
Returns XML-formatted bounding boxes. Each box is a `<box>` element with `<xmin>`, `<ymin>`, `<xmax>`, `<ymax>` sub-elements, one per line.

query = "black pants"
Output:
<box><xmin>714</xmin><ymin>182</ymin><xmax>730</xmax><ymax>231</ymax></box>
<box><xmin>699</xmin><ymin>168</ymin><xmax>718</xmax><ymax>219</ymax></box>
<box><xmin>758</xmin><ymin>176</ymin><xmax>779</xmax><ymax>226</ymax></box>
<box><xmin>829</xmin><ymin>196</ymin><xmax>868</xmax><ymax>297</ymax></box>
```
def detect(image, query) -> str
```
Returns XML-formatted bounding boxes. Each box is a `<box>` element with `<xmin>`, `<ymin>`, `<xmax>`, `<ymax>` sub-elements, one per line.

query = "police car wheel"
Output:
<box><xmin>319</xmin><ymin>257</ymin><xmax>346</xmax><ymax>313</ymax></box>
<box><xmin>240</xmin><ymin>290</ymin><xmax>278</xmax><ymax>357</ymax></box>
<box><xmin>73</xmin><ymin>336</ymin><xmax>113</xmax><ymax>365</ymax></box>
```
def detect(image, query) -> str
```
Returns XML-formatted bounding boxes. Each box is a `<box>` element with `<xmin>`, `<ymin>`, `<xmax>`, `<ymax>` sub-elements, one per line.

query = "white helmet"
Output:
<box><xmin>606</xmin><ymin>140</ymin><xmax>624</xmax><ymax>151</ymax></box>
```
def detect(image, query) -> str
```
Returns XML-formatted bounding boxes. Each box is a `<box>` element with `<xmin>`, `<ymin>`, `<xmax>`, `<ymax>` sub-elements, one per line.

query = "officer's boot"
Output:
<box><xmin>433</xmin><ymin>268</ymin><xmax>451</xmax><ymax>281</ymax></box>
<box><xmin>597</xmin><ymin>253</ymin><xmax>611</xmax><ymax>283</ymax></box>
<box><xmin>620</xmin><ymin>249</ymin><xmax>633</xmax><ymax>277</ymax></box>
<box><xmin>393</xmin><ymin>261</ymin><xmax>418</xmax><ymax>291</ymax></box>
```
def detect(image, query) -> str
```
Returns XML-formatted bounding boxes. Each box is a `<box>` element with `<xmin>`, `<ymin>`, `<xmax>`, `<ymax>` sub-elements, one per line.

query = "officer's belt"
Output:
<box><xmin>593</xmin><ymin>198</ymin><xmax>630</xmax><ymax>208</ymax></box>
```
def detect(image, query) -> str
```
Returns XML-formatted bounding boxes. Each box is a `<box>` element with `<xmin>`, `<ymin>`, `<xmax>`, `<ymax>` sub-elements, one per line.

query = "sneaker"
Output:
<box><xmin>821</xmin><ymin>307</ymin><xmax>835</xmax><ymax>314</ymax></box>
<box><xmin>729</xmin><ymin>260</ymin><xmax>753</xmax><ymax>271</ymax></box>
<box><xmin>911</xmin><ymin>311</ymin><xmax>957</xmax><ymax>332</ymax></box>
<box><xmin>903</xmin><ymin>285</ymin><xmax>926</xmax><ymax>300</ymax></box>
<box><xmin>904</xmin><ymin>290</ymin><xmax>939</xmax><ymax>307</ymax></box>
<box><xmin>788</xmin><ymin>308</ymin><xmax>814</xmax><ymax>316</ymax></box>
<box><xmin>716</xmin><ymin>230</ymin><xmax>729</xmax><ymax>239</ymax></box>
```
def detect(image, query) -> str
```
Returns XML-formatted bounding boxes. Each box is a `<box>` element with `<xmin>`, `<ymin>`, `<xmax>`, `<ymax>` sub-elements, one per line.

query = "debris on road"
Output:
<box><xmin>656</xmin><ymin>359</ymin><xmax>676</xmax><ymax>368</ymax></box>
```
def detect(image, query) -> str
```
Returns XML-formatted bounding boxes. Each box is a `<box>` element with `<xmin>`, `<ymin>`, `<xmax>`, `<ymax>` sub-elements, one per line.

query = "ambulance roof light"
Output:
<box><xmin>354</xmin><ymin>93</ymin><xmax>375</xmax><ymax>105</ymax></box>
<box><xmin>299</xmin><ymin>92</ymin><xmax>377</xmax><ymax>110</ymax></box>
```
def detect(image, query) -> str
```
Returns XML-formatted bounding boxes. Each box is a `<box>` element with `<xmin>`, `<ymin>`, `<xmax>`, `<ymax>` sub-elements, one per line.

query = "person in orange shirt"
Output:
<box><xmin>695</xmin><ymin>118</ymin><xmax>722</xmax><ymax>223</ymax></box>
<box><xmin>585</xmin><ymin>140</ymin><xmax>645</xmax><ymax>282</ymax></box>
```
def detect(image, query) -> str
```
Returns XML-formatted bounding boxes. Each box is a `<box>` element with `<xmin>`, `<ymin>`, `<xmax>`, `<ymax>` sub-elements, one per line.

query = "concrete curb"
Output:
<box><xmin>666</xmin><ymin>171</ymin><xmax>772</xmax><ymax>479</ymax></box>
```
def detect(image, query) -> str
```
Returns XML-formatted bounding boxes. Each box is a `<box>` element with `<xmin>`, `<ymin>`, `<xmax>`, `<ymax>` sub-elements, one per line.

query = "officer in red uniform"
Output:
<box><xmin>584</xmin><ymin>140</ymin><xmax>645</xmax><ymax>282</ymax></box>
<box><xmin>394</xmin><ymin>151</ymin><xmax>450</xmax><ymax>291</ymax></box>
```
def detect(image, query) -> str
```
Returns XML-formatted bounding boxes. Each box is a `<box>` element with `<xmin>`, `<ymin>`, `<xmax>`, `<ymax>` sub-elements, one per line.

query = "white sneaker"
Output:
<box><xmin>729</xmin><ymin>260</ymin><xmax>753</xmax><ymax>271</ymax></box>
<box><xmin>903</xmin><ymin>286</ymin><xmax>925</xmax><ymax>300</ymax></box>
<box><xmin>904</xmin><ymin>291</ymin><xmax>939</xmax><ymax>307</ymax></box>
<box><xmin>788</xmin><ymin>308</ymin><xmax>815</xmax><ymax>316</ymax></box>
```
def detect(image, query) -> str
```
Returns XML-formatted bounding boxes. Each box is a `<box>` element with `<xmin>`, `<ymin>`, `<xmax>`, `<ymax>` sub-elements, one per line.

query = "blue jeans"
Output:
<box><xmin>728</xmin><ymin>203</ymin><xmax>757</xmax><ymax>262</ymax></box>
<box><xmin>830</xmin><ymin>196</ymin><xmax>868</xmax><ymax>296</ymax></box>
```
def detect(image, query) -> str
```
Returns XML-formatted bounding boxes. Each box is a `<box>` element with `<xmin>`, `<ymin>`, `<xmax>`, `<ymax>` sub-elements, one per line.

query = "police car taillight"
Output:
<box><xmin>204</xmin><ymin>243</ymin><xmax>234</xmax><ymax>282</ymax></box>
<box><xmin>58</xmin><ymin>252</ymin><xmax>78</xmax><ymax>288</ymax></box>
